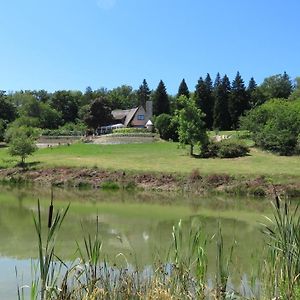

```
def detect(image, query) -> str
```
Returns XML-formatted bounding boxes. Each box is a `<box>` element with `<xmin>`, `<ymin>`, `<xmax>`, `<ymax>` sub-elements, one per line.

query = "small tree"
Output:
<box><xmin>5</xmin><ymin>126</ymin><xmax>39</xmax><ymax>165</ymax></box>
<box><xmin>177</xmin><ymin>96</ymin><xmax>208</xmax><ymax>156</ymax></box>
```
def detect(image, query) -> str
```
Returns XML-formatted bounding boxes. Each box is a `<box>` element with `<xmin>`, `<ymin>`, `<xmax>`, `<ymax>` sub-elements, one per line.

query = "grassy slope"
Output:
<box><xmin>0</xmin><ymin>141</ymin><xmax>299</xmax><ymax>182</ymax></box>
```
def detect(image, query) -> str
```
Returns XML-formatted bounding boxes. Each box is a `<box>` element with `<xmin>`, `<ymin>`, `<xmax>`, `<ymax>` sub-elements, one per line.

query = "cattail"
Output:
<box><xmin>275</xmin><ymin>195</ymin><xmax>280</xmax><ymax>210</ymax></box>
<box><xmin>48</xmin><ymin>189</ymin><xmax>54</xmax><ymax>228</ymax></box>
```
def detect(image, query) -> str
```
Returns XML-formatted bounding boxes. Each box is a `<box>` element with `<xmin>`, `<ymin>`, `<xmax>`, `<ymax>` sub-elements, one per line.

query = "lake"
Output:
<box><xmin>0</xmin><ymin>185</ymin><xmax>273</xmax><ymax>299</ymax></box>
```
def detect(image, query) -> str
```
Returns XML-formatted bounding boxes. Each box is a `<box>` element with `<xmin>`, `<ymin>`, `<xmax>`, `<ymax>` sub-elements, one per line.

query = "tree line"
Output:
<box><xmin>0</xmin><ymin>71</ymin><xmax>297</xmax><ymax>137</ymax></box>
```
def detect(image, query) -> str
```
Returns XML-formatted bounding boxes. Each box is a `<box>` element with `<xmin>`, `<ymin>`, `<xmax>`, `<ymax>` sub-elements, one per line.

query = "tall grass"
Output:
<box><xmin>19</xmin><ymin>192</ymin><xmax>300</xmax><ymax>299</ymax></box>
<box><xmin>262</xmin><ymin>194</ymin><xmax>300</xmax><ymax>299</ymax></box>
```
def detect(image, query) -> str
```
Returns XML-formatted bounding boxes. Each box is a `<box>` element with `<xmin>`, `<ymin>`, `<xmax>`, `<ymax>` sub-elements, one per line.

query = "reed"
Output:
<box><xmin>262</xmin><ymin>193</ymin><xmax>300</xmax><ymax>299</ymax></box>
<box><xmin>19</xmin><ymin>192</ymin><xmax>300</xmax><ymax>299</ymax></box>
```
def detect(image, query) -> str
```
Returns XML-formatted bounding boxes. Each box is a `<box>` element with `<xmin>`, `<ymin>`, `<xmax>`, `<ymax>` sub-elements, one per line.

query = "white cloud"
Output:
<box><xmin>96</xmin><ymin>0</ymin><xmax>117</xmax><ymax>10</ymax></box>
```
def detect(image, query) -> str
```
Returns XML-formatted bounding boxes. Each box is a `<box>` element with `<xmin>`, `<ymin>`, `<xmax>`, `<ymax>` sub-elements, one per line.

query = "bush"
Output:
<box><xmin>202</xmin><ymin>139</ymin><xmax>249</xmax><ymax>158</ymax></box>
<box><xmin>216</xmin><ymin>140</ymin><xmax>250</xmax><ymax>158</ymax></box>
<box><xmin>42</xmin><ymin>122</ymin><xmax>87</xmax><ymax>136</ymax></box>
<box><xmin>154</xmin><ymin>114</ymin><xmax>179</xmax><ymax>141</ymax></box>
<box><xmin>240</xmin><ymin>99</ymin><xmax>300</xmax><ymax>155</ymax></box>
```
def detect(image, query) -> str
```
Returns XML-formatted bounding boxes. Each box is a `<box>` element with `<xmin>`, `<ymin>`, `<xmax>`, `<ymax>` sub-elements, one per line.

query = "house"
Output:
<box><xmin>112</xmin><ymin>101</ymin><xmax>153</xmax><ymax>128</ymax></box>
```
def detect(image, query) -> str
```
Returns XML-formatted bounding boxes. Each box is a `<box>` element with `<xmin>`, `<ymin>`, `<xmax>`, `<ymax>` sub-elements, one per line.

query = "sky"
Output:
<box><xmin>0</xmin><ymin>0</ymin><xmax>299</xmax><ymax>94</ymax></box>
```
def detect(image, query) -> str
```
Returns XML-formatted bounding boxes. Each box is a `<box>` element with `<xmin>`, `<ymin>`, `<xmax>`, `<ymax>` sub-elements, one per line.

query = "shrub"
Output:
<box><xmin>216</xmin><ymin>140</ymin><xmax>250</xmax><ymax>158</ymax></box>
<box><xmin>202</xmin><ymin>140</ymin><xmax>249</xmax><ymax>158</ymax></box>
<box><xmin>154</xmin><ymin>113</ymin><xmax>179</xmax><ymax>141</ymax></box>
<box><xmin>240</xmin><ymin>99</ymin><xmax>300</xmax><ymax>155</ymax></box>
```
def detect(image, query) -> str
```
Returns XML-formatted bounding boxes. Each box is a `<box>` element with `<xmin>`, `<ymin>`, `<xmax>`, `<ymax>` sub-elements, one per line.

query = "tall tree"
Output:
<box><xmin>260</xmin><ymin>72</ymin><xmax>293</xmax><ymax>100</ymax></box>
<box><xmin>228</xmin><ymin>71</ymin><xmax>249</xmax><ymax>129</ymax></box>
<box><xmin>177</xmin><ymin>78</ymin><xmax>190</xmax><ymax>98</ymax></box>
<box><xmin>152</xmin><ymin>80</ymin><xmax>170</xmax><ymax>116</ymax></box>
<box><xmin>107</xmin><ymin>85</ymin><xmax>137</xmax><ymax>110</ymax></box>
<box><xmin>0</xmin><ymin>92</ymin><xmax>17</xmax><ymax>123</ymax></box>
<box><xmin>213</xmin><ymin>75</ymin><xmax>231</xmax><ymax>130</ymax></box>
<box><xmin>214</xmin><ymin>72</ymin><xmax>222</xmax><ymax>89</ymax></box>
<box><xmin>194</xmin><ymin>74</ymin><xmax>214</xmax><ymax>129</ymax></box>
<box><xmin>177</xmin><ymin>95</ymin><xmax>208</xmax><ymax>156</ymax></box>
<box><xmin>247</xmin><ymin>77</ymin><xmax>265</xmax><ymax>108</ymax></box>
<box><xmin>137</xmin><ymin>79</ymin><xmax>151</xmax><ymax>108</ymax></box>
<box><xmin>84</xmin><ymin>97</ymin><xmax>113</xmax><ymax>130</ymax></box>
<box><xmin>50</xmin><ymin>91</ymin><xmax>80</xmax><ymax>124</ymax></box>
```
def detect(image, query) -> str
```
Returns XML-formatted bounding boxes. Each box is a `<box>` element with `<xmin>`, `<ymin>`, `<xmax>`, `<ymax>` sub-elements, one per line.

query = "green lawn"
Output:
<box><xmin>0</xmin><ymin>141</ymin><xmax>299</xmax><ymax>181</ymax></box>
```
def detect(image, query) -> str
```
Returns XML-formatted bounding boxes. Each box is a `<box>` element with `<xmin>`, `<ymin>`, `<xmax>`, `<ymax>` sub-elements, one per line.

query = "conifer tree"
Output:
<box><xmin>177</xmin><ymin>78</ymin><xmax>190</xmax><ymax>98</ymax></box>
<box><xmin>247</xmin><ymin>77</ymin><xmax>266</xmax><ymax>108</ymax></box>
<box><xmin>153</xmin><ymin>80</ymin><xmax>170</xmax><ymax>116</ymax></box>
<box><xmin>213</xmin><ymin>75</ymin><xmax>231</xmax><ymax>130</ymax></box>
<box><xmin>137</xmin><ymin>79</ymin><xmax>151</xmax><ymax>108</ymax></box>
<box><xmin>214</xmin><ymin>72</ymin><xmax>222</xmax><ymax>89</ymax></box>
<box><xmin>229</xmin><ymin>71</ymin><xmax>249</xmax><ymax>129</ymax></box>
<box><xmin>194</xmin><ymin>74</ymin><xmax>214</xmax><ymax>129</ymax></box>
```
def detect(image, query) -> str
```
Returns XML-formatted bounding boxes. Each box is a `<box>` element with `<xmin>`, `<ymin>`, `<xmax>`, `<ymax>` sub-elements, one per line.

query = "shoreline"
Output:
<box><xmin>0</xmin><ymin>166</ymin><xmax>299</xmax><ymax>199</ymax></box>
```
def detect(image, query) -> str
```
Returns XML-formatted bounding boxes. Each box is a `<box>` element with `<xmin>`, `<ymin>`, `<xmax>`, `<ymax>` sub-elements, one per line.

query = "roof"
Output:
<box><xmin>111</xmin><ymin>109</ymin><xmax>131</xmax><ymax>120</ymax></box>
<box><xmin>124</xmin><ymin>107</ymin><xmax>139</xmax><ymax>126</ymax></box>
<box><xmin>146</xmin><ymin>120</ymin><xmax>153</xmax><ymax>126</ymax></box>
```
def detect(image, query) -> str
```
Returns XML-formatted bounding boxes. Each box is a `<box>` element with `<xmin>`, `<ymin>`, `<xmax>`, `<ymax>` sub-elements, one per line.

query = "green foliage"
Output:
<box><xmin>152</xmin><ymin>80</ymin><xmax>170</xmax><ymax>116</ymax></box>
<box><xmin>101</xmin><ymin>181</ymin><xmax>120</xmax><ymax>190</ymax></box>
<box><xmin>154</xmin><ymin>113</ymin><xmax>179</xmax><ymax>141</ymax></box>
<box><xmin>19</xmin><ymin>97</ymin><xmax>62</xmax><ymax>129</ymax></box>
<box><xmin>137</xmin><ymin>79</ymin><xmax>151</xmax><ymax>108</ymax></box>
<box><xmin>177</xmin><ymin>78</ymin><xmax>190</xmax><ymax>98</ymax></box>
<box><xmin>289</xmin><ymin>77</ymin><xmax>300</xmax><ymax>101</ymax></box>
<box><xmin>240</xmin><ymin>99</ymin><xmax>300</xmax><ymax>155</ymax></box>
<box><xmin>84</xmin><ymin>96</ymin><xmax>113</xmax><ymax>130</ymax></box>
<box><xmin>213</xmin><ymin>75</ymin><xmax>232</xmax><ymax>130</ymax></box>
<box><xmin>42</xmin><ymin>122</ymin><xmax>87</xmax><ymax>136</ymax></box>
<box><xmin>107</xmin><ymin>85</ymin><xmax>138</xmax><ymax>110</ymax></box>
<box><xmin>0</xmin><ymin>119</ymin><xmax>6</xmax><ymax>141</ymax></box>
<box><xmin>194</xmin><ymin>74</ymin><xmax>214</xmax><ymax>129</ymax></box>
<box><xmin>5</xmin><ymin>125</ymin><xmax>40</xmax><ymax>165</ymax></box>
<box><xmin>204</xmin><ymin>139</ymin><xmax>249</xmax><ymax>158</ymax></box>
<box><xmin>260</xmin><ymin>72</ymin><xmax>293</xmax><ymax>100</ymax></box>
<box><xmin>177</xmin><ymin>96</ymin><xmax>208</xmax><ymax>156</ymax></box>
<box><xmin>50</xmin><ymin>90</ymin><xmax>81</xmax><ymax>124</ymax></box>
<box><xmin>214</xmin><ymin>139</ymin><xmax>250</xmax><ymax>158</ymax></box>
<box><xmin>262</xmin><ymin>196</ymin><xmax>300</xmax><ymax>299</ymax></box>
<box><xmin>0</xmin><ymin>92</ymin><xmax>17</xmax><ymax>123</ymax></box>
<box><xmin>112</xmin><ymin>127</ymin><xmax>148</xmax><ymax>134</ymax></box>
<box><xmin>229</xmin><ymin>71</ymin><xmax>249</xmax><ymax>129</ymax></box>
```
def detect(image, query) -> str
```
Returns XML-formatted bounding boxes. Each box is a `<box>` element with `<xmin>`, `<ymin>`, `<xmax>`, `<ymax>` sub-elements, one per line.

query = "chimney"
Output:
<box><xmin>145</xmin><ymin>101</ymin><xmax>153</xmax><ymax>120</ymax></box>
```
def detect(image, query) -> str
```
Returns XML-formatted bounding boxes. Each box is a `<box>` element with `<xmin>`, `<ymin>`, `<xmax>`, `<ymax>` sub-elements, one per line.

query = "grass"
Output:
<box><xmin>16</xmin><ymin>141</ymin><xmax>300</xmax><ymax>179</ymax></box>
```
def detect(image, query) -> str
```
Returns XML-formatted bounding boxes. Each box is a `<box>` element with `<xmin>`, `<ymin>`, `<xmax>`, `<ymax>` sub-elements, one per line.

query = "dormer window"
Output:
<box><xmin>137</xmin><ymin>115</ymin><xmax>145</xmax><ymax>120</ymax></box>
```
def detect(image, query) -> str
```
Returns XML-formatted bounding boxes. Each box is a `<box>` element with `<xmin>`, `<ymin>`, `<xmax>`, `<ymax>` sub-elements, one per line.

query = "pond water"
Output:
<box><xmin>0</xmin><ymin>185</ymin><xmax>275</xmax><ymax>299</ymax></box>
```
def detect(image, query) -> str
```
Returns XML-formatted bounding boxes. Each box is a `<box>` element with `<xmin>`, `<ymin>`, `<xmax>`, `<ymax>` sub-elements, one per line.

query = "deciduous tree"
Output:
<box><xmin>177</xmin><ymin>96</ymin><xmax>208</xmax><ymax>156</ymax></box>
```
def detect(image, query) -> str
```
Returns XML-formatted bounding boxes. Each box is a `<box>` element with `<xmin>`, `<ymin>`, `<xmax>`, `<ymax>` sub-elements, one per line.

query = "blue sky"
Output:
<box><xmin>0</xmin><ymin>0</ymin><xmax>299</xmax><ymax>94</ymax></box>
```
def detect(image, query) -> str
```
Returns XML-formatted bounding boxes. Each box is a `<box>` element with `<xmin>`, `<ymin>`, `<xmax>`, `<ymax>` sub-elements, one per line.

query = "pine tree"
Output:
<box><xmin>153</xmin><ymin>80</ymin><xmax>170</xmax><ymax>116</ymax></box>
<box><xmin>214</xmin><ymin>72</ymin><xmax>221</xmax><ymax>89</ymax></box>
<box><xmin>213</xmin><ymin>75</ymin><xmax>231</xmax><ymax>130</ymax></box>
<box><xmin>229</xmin><ymin>71</ymin><xmax>249</xmax><ymax>129</ymax></box>
<box><xmin>177</xmin><ymin>78</ymin><xmax>190</xmax><ymax>98</ymax></box>
<box><xmin>137</xmin><ymin>79</ymin><xmax>151</xmax><ymax>108</ymax></box>
<box><xmin>194</xmin><ymin>74</ymin><xmax>214</xmax><ymax>129</ymax></box>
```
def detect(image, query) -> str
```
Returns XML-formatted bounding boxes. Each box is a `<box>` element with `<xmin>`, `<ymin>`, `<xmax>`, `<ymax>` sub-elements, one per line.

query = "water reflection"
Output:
<box><xmin>0</xmin><ymin>185</ymin><xmax>271</xmax><ymax>298</ymax></box>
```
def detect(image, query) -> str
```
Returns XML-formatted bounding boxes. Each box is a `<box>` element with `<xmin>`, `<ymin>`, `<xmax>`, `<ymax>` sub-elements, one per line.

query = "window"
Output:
<box><xmin>137</xmin><ymin>115</ymin><xmax>145</xmax><ymax>120</ymax></box>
